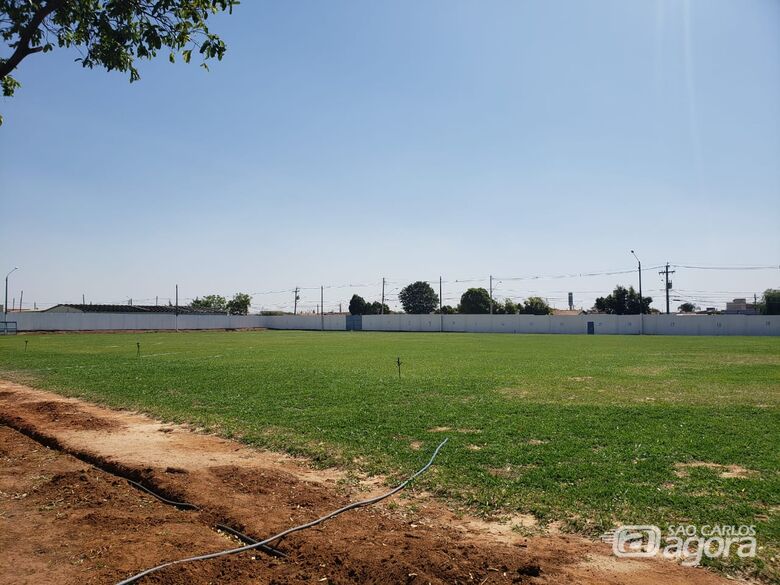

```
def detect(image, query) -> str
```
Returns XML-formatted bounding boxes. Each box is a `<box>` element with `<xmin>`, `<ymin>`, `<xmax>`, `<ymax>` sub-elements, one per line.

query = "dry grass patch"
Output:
<box><xmin>674</xmin><ymin>461</ymin><xmax>758</xmax><ymax>479</ymax></box>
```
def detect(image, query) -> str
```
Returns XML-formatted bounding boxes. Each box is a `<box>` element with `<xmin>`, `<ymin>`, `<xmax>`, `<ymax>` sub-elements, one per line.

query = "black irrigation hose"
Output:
<box><xmin>215</xmin><ymin>524</ymin><xmax>288</xmax><ymax>558</ymax></box>
<box><xmin>127</xmin><ymin>478</ymin><xmax>199</xmax><ymax>510</ymax></box>
<box><xmin>116</xmin><ymin>438</ymin><xmax>448</xmax><ymax>585</ymax></box>
<box><xmin>129</xmin><ymin>480</ymin><xmax>286</xmax><ymax>556</ymax></box>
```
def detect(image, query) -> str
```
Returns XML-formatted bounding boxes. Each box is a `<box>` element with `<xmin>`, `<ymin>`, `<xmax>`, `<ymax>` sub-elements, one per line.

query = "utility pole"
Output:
<box><xmin>630</xmin><ymin>251</ymin><xmax>643</xmax><ymax>334</ymax></box>
<box><xmin>658</xmin><ymin>263</ymin><xmax>676</xmax><ymax>314</ymax></box>
<box><xmin>293</xmin><ymin>287</ymin><xmax>300</xmax><ymax>315</ymax></box>
<box><xmin>489</xmin><ymin>275</ymin><xmax>494</xmax><ymax>315</ymax></box>
<box><xmin>381</xmin><ymin>278</ymin><xmax>385</xmax><ymax>315</ymax></box>
<box><xmin>82</xmin><ymin>293</ymin><xmax>85</xmax><ymax>305</ymax></box>
<box><xmin>321</xmin><ymin>285</ymin><xmax>324</xmax><ymax>331</ymax></box>
<box><xmin>439</xmin><ymin>276</ymin><xmax>443</xmax><ymax>332</ymax></box>
<box><xmin>19</xmin><ymin>290</ymin><xmax>23</xmax><ymax>312</ymax></box>
<box><xmin>175</xmin><ymin>284</ymin><xmax>179</xmax><ymax>332</ymax></box>
<box><xmin>4</xmin><ymin>267</ymin><xmax>19</xmax><ymax>321</ymax></box>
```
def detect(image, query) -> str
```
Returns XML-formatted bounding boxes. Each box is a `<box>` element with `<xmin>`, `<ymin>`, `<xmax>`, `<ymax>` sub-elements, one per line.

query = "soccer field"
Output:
<box><xmin>1</xmin><ymin>330</ymin><xmax>778</xmax><ymax>579</ymax></box>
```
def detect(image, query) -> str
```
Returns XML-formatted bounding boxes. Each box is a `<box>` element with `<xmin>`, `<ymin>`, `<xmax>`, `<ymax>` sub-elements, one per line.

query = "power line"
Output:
<box><xmin>671</xmin><ymin>264</ymin><xmax>778</xmax><ymax>271</ymax></box>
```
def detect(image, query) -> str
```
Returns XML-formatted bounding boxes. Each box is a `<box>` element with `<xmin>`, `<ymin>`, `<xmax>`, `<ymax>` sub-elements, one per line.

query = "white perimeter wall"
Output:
<box><xmin>3</xmin><ymin>312</ymin><xmax>778</xmax><ymax>336</ymax></box>
<box><xmin>4</xmin><ymin>312</ymin><xmax>263</xmax><ymax>331</ymax></box>
<box><xmin>3</xmin><ymin>312</ymin><xmax>347</xmax><ymax>332</ymax></box>
<box><xmin>361</xmin><ymin>314</ymin><xmax>780</xmax><ymax>336</ymax></box>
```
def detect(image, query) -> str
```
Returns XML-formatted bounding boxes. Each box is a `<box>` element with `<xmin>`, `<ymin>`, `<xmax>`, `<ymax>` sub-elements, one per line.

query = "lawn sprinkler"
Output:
<box><xmin>396</xmin><ymin>356</ymin><xmax>402</xmax><ymax>379</ymax></box>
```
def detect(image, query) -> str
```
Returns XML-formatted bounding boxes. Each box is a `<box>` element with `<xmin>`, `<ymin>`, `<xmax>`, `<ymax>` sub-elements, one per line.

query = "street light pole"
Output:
<box><xmin>4</xmin><ymin>267</ymin><xmax>19</xmax><ymax>322</ymax></box>
<box><xmin>630</xmin><ymin>251</ymin><xmax>643</xmax><ymax>335</ymax></box>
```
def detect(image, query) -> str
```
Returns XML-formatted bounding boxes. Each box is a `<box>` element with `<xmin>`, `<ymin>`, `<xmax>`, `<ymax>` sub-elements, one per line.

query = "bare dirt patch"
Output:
<box><xmin>487</xmin><ymin>464</ymin><xmax>537</xmax><ymax>480</ymax></box>
<box><xmin>0</xmin><ymin>380</ymin><xmax>748</xmax><ymax>585</ymax></box>
<box><xmin>624</xmin><ymin>366</ymin><xmax>670</xmax><ymax>376</ymax></box>
<box><xmin>497</xmin><ymin>387</ymin><xmax>529</xmax><ymax>399</ymax></box>
<box><xmin>28</xmin><ymin>400</ymin><xmax>121</xmax><ymax>431</ymax></box>
<box><xmin>674</xmin><ymin>461</ymin><xmax>758</xmax><ymax>480</ymax></box>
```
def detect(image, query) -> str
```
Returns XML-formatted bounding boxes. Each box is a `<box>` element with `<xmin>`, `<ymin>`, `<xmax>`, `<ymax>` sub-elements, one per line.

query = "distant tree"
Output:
<box><xmin>347</xmin><ymin>297</ymin><xmax>389</xmax><ymax>315</ymax></box>
<box><xmin>435</xmin><ymin>305</ymin><xmax>457</xmax><ymax>315</ymax></box>
<box><xmin>398</xmin><ymin>281</ymin><xmax>439</xmax><ymax>314</ymax></box>
<box><xmin>594</xmin><ymin>285</ymin><xmax>652</xmax><ymax>315</ymax></box>
<box><xmin>678</xmin><ymin>302</ymin><xmax>697</xmax><ymax>313</ymax></box>
<box><xmin>365</xmin><ymin>301</ymin><xmax>391</xmax><ymax>315</ymax></box>
<box><xmin>458</xmin><ymin>288</ymin><xmax>492</xmax><ymax>314</ymax></box>
<box><xmin>190</xmin><ymin>294</ymin><xmax>227</xmax><ymax>312</ymax></box>
<box><xmin>348</xmin><ymin>294</ymin><xmax>368</xmax><ymax>315</ymax></box>
<box><xmin>0</xmin><ymin>0</ymin><xmax>238</xmax><ymax>124</ymax></box>
<box><xmin>759</xmin><ymin>289</ymin><xmax>780</xmax><ymax>315</ymax></box>
<box><xmin>503</xmin><ymin>298</ymin><xmax>519</xmax><ymax>314</ymax></box>
<box><xmin>226</xmin><ymin>292</ymin><xmax>251</xmax><ymax>315</ymax></box>
<box><xmin>522</xmin><ymin>296</ymin><xmax>552</xmax><ymax>315</ymax></box>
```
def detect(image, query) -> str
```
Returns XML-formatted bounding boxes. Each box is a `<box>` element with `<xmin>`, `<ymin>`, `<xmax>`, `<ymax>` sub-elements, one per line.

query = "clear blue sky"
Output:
<box><xmin>1</xmin><ymin>0</ymin><xmax>778</xmax><ymax>312</ymax></box>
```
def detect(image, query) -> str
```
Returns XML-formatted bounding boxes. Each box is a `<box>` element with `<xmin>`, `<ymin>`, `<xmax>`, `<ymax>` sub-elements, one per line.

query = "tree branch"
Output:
<box><xmin>0</xmin><ymin>0</ymin><xmax>62</xmax><ymax>79</ymax></box>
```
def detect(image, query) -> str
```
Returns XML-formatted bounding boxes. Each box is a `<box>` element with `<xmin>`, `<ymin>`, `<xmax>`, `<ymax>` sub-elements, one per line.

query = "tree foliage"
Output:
<box><xmin>759</xmin><ymin>289</ymin><xmax>780</xmax><ymax>315</ymax></box>
<box><xmin>0</xmin><ymin>0</ymin><xmax>237</xmax><ymax>122</ymax></box>
<box><xmin>366</xmin><ymin>301</ymin><xmax>390</xmax><ymax>315</ymax></box>
<box><xmin>398</xmin><ymin>281</ymin><xmax>438</xmax><ymax>314</ymax></box>
<box><xmin>348</xmin><ymin>294</ymin><xmax>389</xmax><ymax>315</ymax></box>
<box><xmin>594</xmin><ymin>285</ymin><xmax>652</xmax><ymax>315</ymax></box>
<box><xmin>348</xmin><ymin>294</ymin><xmax>367</xmax><ymax>316</ymax></box>
<box><xmin>678</xmin><ymin>302</ymin><xmax>697</xmax><ymax>313</ymax></box>
<box><xmin>458</xmin><ymin>288</ymin><xmax>492</xmax><ymax>314</ymax></box>
<box><xmin>456</xmin><ymin>290</ymin><xmax>550</xmax><ymax>315</ymax></box>
<box><xmin>226</xmin><ymin>292</ymin><xmax>251</xmax><ymax>315</ymax></box>
<box><xmin>522</xmin><ymin>296</ymin><xmax>552</xmax><ymax>315</ymax></box>
<box><xmin>190</xmin><ymin>294</ymin><xmax>226</xmax><ymax>311</ymax></box>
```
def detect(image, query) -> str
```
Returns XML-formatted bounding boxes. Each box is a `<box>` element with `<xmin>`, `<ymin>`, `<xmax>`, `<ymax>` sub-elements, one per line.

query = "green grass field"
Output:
<box><xmin>1</xmin><ymin>331</ymin><xmax>778</xmax><ymax>580</ymax></box>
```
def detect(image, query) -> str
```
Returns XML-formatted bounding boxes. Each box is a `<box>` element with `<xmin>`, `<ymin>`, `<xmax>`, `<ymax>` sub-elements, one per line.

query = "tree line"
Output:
<box><xmin>188</xmin><ymin>286</ymin><xmax>779</xmax><ymax>317</ymax></box>
<box><xmin>190</xmin><ymin>293</ymin><xmax>251</xmax><ymax>315</ymax></box>
<box><xmin>349</xmin><ymin>281</ymin><xmax>553</xmax><ymax>316</ymax></box>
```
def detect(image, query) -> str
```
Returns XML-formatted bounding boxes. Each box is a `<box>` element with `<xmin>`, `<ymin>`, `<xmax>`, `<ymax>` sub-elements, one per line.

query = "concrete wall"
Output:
<box><xmin>361</xmin><ymin>314</ymin><xmax>780</xmax><ymax>336</ymax></box>
<box><xmin>2</xmin><ymin>312</ymin><xmax>778</xmax><ymax>336</ymax></box>
<box><xmin>258</xmin><ymin>315</ymin><xmax>346</xmax><ymax>331</ymax></box>
<box><xmin>2</xmin><ymin>312</ymin><xmax>348</xmax><ymax>332</ymax></box>
<box><xmin>3</xmin><ymin>312</ymin><xmax>264</xmax><ymax>331</ymax></box>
